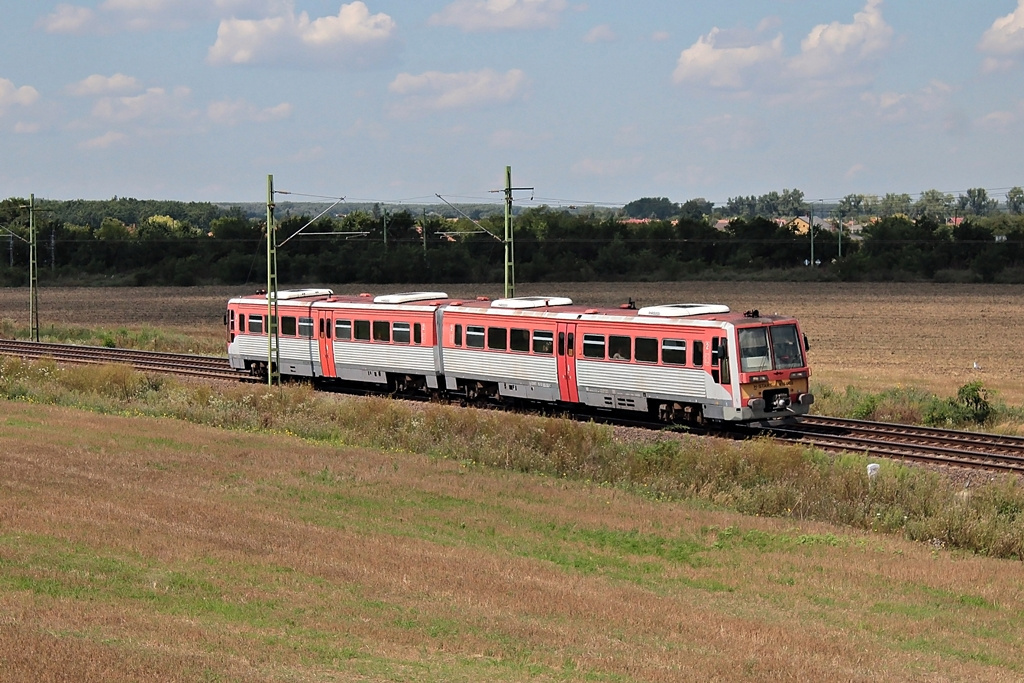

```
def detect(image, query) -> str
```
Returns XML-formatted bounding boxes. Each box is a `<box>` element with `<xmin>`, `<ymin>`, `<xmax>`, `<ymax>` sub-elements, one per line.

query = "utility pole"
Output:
<box><xmin>382</xmin><ymin>208</ymin><xmax>389</xmax><ymax>250</ymax></box>
<box><xmin>29</xmin><ymin>194</ymin><xmax>38</xmax><ymax>341</ymax></box>
<box><xmin>498</xmin><ymin>166</ymin><xmax>533</xmax><ymax>298</ymax></box>
<box><xmin>809</xmin><ymin>201</ymin><xmax>815</xmax><ymax>267</ymax></box>
<box><xmin>266</xmin><ymin>175</ymin><xmax>279</xmax><ymax>388</ymax></box>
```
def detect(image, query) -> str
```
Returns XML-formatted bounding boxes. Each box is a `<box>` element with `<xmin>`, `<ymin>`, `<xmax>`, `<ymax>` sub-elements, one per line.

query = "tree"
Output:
<box><xmin>913</xmin><ymin>189</ymin><xmax>954</xmax><ymax>222</ymax></box>
<box><xmin>838</xmin><ymin>194</ymin><xmax>864</xmax><ymax>219</ymax></box>
<box><xmin>959</xmin><ymin>188</ymin><xmax>999</xmax><ymax>216</ymax></box>
<box><xmin>1006</xmin><ymin>187</ymin><xmax>1024</xmax><ymax>215</ymax></box>
<box><xmin>878</xmin><ymin>193</ymin><xmax>912</xmax><ymax>217</ymax></box>
<box><xmin>622</xmin><ymin>197</ymin><xmax>678</xmax><ymax>220</ymax></box>
<box><xmin>678</xmin><ymin>197</ymin><xmax>713</xmax><ymax>222</ymax></box>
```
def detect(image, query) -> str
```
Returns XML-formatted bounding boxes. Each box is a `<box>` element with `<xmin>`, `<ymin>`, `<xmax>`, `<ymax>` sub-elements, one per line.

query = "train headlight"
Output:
<box><xmin>750</xmin><ymin>375</ymin><xmax>769</xmax><ymax>383</ymax></box>
<box><xmin>790</xmin><ymin>371</ymin><xmax>807</xmax><ymax>379</ymax></box>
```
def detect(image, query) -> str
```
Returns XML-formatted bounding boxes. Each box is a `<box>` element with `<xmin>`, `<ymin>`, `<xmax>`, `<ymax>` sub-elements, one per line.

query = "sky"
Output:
<box><xmin>2</xmin><ymin>0</ymin><xmax>1024</xmax><ymax>209</ymax></box>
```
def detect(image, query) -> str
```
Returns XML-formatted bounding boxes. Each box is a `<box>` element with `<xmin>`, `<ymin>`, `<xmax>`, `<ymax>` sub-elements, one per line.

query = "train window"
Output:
<box><xmin>414</xmin><ymin>323</ymin><xmax>422</xmax><ymax>344</ymax></box>
<box><xmin>609</xmin><ymin>335</ymin><xmax>631</xmax><ymax>361</ymax></box>
<box><xmin>466</xmin><ymin>326</ymin><xmax>485</xmax><ymax>348</ymax></box>
<box><xmin>336</xmin><ymin>320</ymin><xmax>352</xmax><ymax>340</ymax></box>
<box><xmin>326</xmin><ymin>319</ymin><xmax>331</xmax><ymax>340</ymax></box>
<box><xmin>718</xmin><ymin>337</ymin><xmax>731</xmax><ymax>384</ymax></box>
<box><xmin>281</xmin><ymin>316</ymin><xmax>297</xmax><ymax>336</ymax></box>
<box><xmin>770</xmin><ymin>324</ymin><xmax>804</xmax><ymax>370</ymax></box>
<box><xmin>299</xmin><ymin>317</ymin><xmax>313</xmax><ymax>338</ymax></box>
<box><xmin>738</xmin><ymin>328</ymin><xmax>771</xmax><ymax>372</ymax></box>
<box><xmin>393</xmin><ymin>322</ymin><xmax>411</xmax><ymax>344</ymax></box>
<box><xmin>693</xmin><ymin>340</ymin><xmax>704</xmax><ymax>366</ymax></box>
<box><xmin>533</xmin><ymin>330</ymin><xmax>554</xmax><ymax>354</ymax></box>
<box><xmin>583</xmin><ymin>334</ymin><xmax>605</xmax><ymax>359</ymax></box>
<box><xmin>239</xmin><ymin>313</ymin><xmax>245</xmax><ymax>331</ymax></box>
<box><xmin>373</xmin><ymin>321</ymin><xmax>390</xmax><ymax>342</ymax></box>
<box><xmin>487</xmin><ymin>327</ymin><xmax>507</xmax><ymax>351</ymax></box>
<box><xmin>319</xmin><ymin>318</ymin><xmax>324</xmax><ymax>336</ymax></box>
<box><xmin>558</xmin><ymin>332</ymin><xmax>565</xmax><ymax>356</ymax></box>
<box><xmin>662</xmin><ymin>339</ymin><xmax>686</xmax><ymax>365</ymax></box>
<box><xmin>354</xmin><ymin>320</ymin><xmax>371</xmax><ymax>341</ymax></box>
<box><xmin>454</xmin><ymin>324</ymin><xmax>463</xmax><ymax>346</ymax></box>
<box><xmin>636</xmin><ymin>337</ymin><xmax>658</xmax><ymax>363</ymax></box>
<box><xmin>230</xmin><ymin>310</ymin><xmax>235</xmax><ymax>332</ymax></box>
<box><xmin>248</xmin><ymin>315</ymin><xmax>263</xmax><ymax>334</ymax></box>
<box><xmin>510</xmin><ymin>328</ymin><xmax>530</xmax><ymax>352</ymax></box>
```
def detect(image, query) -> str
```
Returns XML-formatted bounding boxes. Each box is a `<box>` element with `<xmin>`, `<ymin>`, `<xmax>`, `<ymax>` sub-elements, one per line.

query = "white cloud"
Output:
<box><xmin>0</xmin><ymin>79</ymin><xmax>40</xmax><ymax>114</ymax></box>
<box><xmin>429</xmin><ymin>0</ymin><xmax>568</xmax><ymax>32</ymax></box>
<box><xmin>860</xmin><ymin>80</ymin><xmax>953</xmax><ymax>122</ymax></box>
<box><xmin>207</xmin><ymin>2</ymin><xmax>397</xmax><ymax>68</ymax></box>
<box><xmin>79</xmin><ymin>131</ymin><xmax>128</xmax><ymax>150</ymax></box>
<box><xmin>584</xmin><ymin>24</ymin><xmax>615</xmax><ymax>43</ymax></box>
<box><xmin>41</xmin><ymin>0</ymin><xmax>294</xmax><ymax>34</ymax></box>
<box><xmin>91</xmin><ymin>86</ymin><xmax>195</xmax><ymax>123</ymax></box>
<box><xmin>979</xmin><ymin>0</ymin><xmax>1024</xmax><ymax>55</ymax></box>
<box><xmin>788</xmin><ymin>0</ymin><xmax>893</xmax><ymax>78</ymax></box>
<box><xmin>38</xmin><ymin>3</ymin><xmax>97</xmax><ymax>34</ymax></box>
<box><xmin>388</xmin><ymin>69</ymin><xmax>528</xmax><ymax>115</ymax></box>
<box><xmin>67</xmin><ymin>73</ymin><xmax>142</xmax><ymax>96</ymax></box>
<box><xmin>672</xmin><ymin>27</ymin><xmax>784</xmax><ymax>88</ymax></box>
<box><xmin>208</xmin><ymin>99</ymin><xmax>292</xmax><ymax>124</ymax></box>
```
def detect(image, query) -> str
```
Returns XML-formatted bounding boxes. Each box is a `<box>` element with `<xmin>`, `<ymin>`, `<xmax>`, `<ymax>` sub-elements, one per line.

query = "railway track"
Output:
<box><xmin>0</xmin><ymin>340</ymin><xmax>1020</xmax><ymax>473</ymax></box>
<box><xmin>0</xmin><ymin>339</ymin><xmax>248</xmax><ymax>382</ymax></box>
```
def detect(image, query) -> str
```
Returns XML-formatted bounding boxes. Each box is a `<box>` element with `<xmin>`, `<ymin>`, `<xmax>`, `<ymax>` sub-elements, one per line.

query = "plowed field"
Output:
<box><xmin>1</xmin><ymin>282</ymin><xmax>1020</xmax><ymax>403</ymax></box>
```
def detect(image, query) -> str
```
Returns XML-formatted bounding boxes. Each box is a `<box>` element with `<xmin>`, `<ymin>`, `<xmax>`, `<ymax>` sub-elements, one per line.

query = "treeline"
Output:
<box><xmin>3</xmin><ymin>196</ymin><xmax>1024</xmax><ymax>286</ymax></box>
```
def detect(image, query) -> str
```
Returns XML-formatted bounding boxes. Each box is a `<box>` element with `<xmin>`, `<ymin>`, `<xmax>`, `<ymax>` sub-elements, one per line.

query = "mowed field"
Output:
<box><xmin>1</xmin><ymin>281</ymin><xmax>1021</xmax><ymax>403</ymax></box>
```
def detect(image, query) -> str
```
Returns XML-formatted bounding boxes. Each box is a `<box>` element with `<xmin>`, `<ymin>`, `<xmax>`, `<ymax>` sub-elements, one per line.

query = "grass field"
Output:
<box><xmin>2</xmin><ymin>399</ymin><xmax>1024</xmax><ymax>681</ymax></box>
<box><xmin>0</xmin><ymin>281</ymin><xmax>1021</xmax><ymax>402</ymax></box>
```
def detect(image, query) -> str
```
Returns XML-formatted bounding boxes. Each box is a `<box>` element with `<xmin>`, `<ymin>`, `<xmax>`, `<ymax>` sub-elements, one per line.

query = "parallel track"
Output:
<box><xmin>1</xmin><ymin>340</ymin><xmax>1020</xmax><ymax>473</ymax></box>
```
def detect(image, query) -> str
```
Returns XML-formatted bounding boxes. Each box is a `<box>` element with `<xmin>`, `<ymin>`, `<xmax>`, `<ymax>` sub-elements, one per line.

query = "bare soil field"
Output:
<box><xmin>1</xmin><ymin>281</ymin><xmax>1021</xmax><ymax>403</ymax></box>
<box><xmin>3</xmin><ymin>401</ymin><xmax>1023</xmax><ymax>681</ymax></box>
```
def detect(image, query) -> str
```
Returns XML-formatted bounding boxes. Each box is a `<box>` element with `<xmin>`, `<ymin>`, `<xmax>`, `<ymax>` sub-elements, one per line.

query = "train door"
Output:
<box><xmin>556</xmin><ymin>322</ymin><xmax>579</xmax><ymax>403</ymax></box>
<box><xmin>315</xmin><ymin>309</ymin><xmax>335</xmax><ymax>378</ymax></box>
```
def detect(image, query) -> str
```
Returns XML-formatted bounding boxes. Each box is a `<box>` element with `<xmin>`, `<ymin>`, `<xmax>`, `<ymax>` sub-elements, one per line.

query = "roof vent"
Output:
<box><xmin>373</xmin><ymin>291</ymin><xmax>449</xmax><ymax>304</ymax></box>
<box><xmin>270</xmin><ymin>288</ymin><xmax>334</xmax><ymax>301</ymax></box>
<box><xmin>492</xmin><ymin>296</ymin><xmax>573</xmax><ymax>309</ymax></box>
<box><xmin>637</xmin><ymin>303</ymin><xmax>730</xmax><ymax>317</ymax></box>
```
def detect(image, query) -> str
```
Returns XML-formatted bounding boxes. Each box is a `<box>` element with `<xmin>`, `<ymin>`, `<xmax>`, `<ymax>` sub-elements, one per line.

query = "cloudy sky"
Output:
<box><xmin>2</xmin><ymin>1</ymin><xmax>1024</xmax><ymax>208</ymax></box>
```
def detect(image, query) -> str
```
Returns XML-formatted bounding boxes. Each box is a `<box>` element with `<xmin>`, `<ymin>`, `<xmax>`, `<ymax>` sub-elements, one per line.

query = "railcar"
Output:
<box><xmin>226</xmin><ymin>289</ymin><xmax>813</xmax><ymax>423</ymax></box>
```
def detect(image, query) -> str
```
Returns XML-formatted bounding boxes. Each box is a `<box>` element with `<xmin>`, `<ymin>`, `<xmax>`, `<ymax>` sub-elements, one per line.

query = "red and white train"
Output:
<box><xmin>226</xmin><ymin>289</ymin><xmax>814</xmax><ymax>423</ymax></box>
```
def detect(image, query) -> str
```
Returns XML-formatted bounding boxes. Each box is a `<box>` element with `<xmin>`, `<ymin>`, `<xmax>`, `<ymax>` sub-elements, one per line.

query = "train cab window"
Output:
<box><xmin>487</xmin><ymin>327</ymin><xmax>507</xmax><ymax>351</ymax></box>
<box><xmin>248</xmin><ymin>315</ymin><xmax>263</xmax><ymax>334</ymax></box>
<box><xmin>533</xmin><ymin>330</ymin><xmax>554</xmax><ymax>354</ymax></box>
<box><xmin>608</xmin><ymin>335</ymin><xmax>631</xmax><ymax>361</ymax></box>
<box><xmin>230</xmin><ymin>310</ymin><xmax>236</xmax><ymax>332</ymax></box>
<box><xmin>281</xmin><ymin>316</ymin><xmax>297</xmax><ymax>337</ymax></box>
<box><xmin>662</xmin><ymin>339</ymin><xmax>686</xmax><ymax>365</ymax></box>
<box><xmin>239</xmin><ymin>313</ymin><xmax>245</xmax><ymax>332</ymax></box>
<box><xmin>354</xmin><ymin>320</ymin><xmax>371</xmax><ymax>341</ymax></box>
<box><xmin>372</xmin><ymin>321</ymin><xmax>390</xmax><ymax>342</ymax></box>
<box><xmin>738</xmin><ymin>328</ymin><xmax>771</xmax><ymax>372</ymax></box>
<box><xmin>466</xmin><ymin>325</ymin><xmax>485</xmax><ymax>348</ymax></box>
<box><xmin>299</xmin><ymin>317</ymin><xmax>313</xmax><ymax>339</ymax></box>
<box><xmin>414</xmin><ymin>323</ymin><xmax>422</xmax><ymax>344</ymax></box>
<box><xmin>770</xmin><ymin>324</ymin><xmax>804</xmax><ymax>370</ymax></box>
<box><xmin>583</xmin><ymin>334</ymin><xmax>606</xmax><ymax>359</ymax></box>
<box><xmin>336</xmin><ymin>320</ymin><xmax>352</xmax><ymax>340</ymax></box>
<box><xmin>636</xmin><ymin>337</ymin><xmax>658</xmax><ymax>363</ymax></box>
<box><xmin>510</xmin><ymin>328</ymin><xmax>530</xmax><ymax>352</ymax></box>
<box><xmin>393</xmin><ymin>322</ymin><xmax>411</xmax><ymax>344</ymax></box>
<box><xmin>454</xmin><ymin>324</ymin><xmax>463</xmax><ymax>346</ymax></box>
<box><xmin>693</xmin><ymin>340</ymin><xmax>704</xmax><ymax>367</ymax></box>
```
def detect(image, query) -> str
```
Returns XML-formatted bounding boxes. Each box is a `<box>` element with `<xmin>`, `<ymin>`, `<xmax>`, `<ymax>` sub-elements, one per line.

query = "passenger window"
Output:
<box><xmin>281</xmin><ymin>316</ymin><xmax>297</xmax><ymax>336</ymax></box>
<box><xmin>662</xmin><ymin>339</ymin><xmax>686</xmax><ymax>365</ymax></box>
<box><xmin>354</xmin><ymin>320</ymin><xmax>370</xmax><ymax>340</ymax></box>
<box><xmin>609</xmin><ymin>335</ymin><xmax>631</xmax><ymax>361</ymax></box>
<box><xmin>372</xmin><ymin>321</ymin><xmax>390</xmax><ymax>342</ymax></box>
<box><xmin>326</xmin><ymin>320</ymin><xmax>331</xmax><ymax>339</ymax></box>
<box><xmin>583</xmin><ymin>334</ymin><xmax>605</xmax><ymax>359</ymax></box>
<box><xmin>248</xmin><ymin>315</ymin><xmax>264</xmax><ymax>334</ymax></box>
<box><xmin>239</xmin><ymin>313</ymin><xmax>245</xmax><ymax>331</ymax></box>
<box><xmin>336</xmin><ymin>320</ymin><xmax>352</xmax><ymax>340</ymax></box>
<box><xmin>510</xmin><ymin>328</ymin><xmax>530</xmax><ymax>352</ymax></box>
<box><xmin>636</xmin><ymin>337</ymin><xmax>658</xmax><ymax>363</ymax></box>
<box><xmin>298</xmin><ymin>317</ymin><xmax>313</xmax><ymax>338</ymax></box>
<box><xmin>487</xmin><ymin>327</ymin><xmax>507</xmax><ymax>350</ymax></box>
<box><xmin>533</xmin><ymin>330</ymin><xmax>553</xmax><ymax>354</ymax></box>
<box><xmin>414</xmin><ymin>323</ymin><xmax>422</xmax><ymax>344</ymax></box>
<box><xmin>393</xmin><ymin>322</ymin><xmax>411</xmax><ymax>344</ymax></box>
<box><xmin>693</xmin><ymin>340</ymin><xmax>704</xmax><ymax>366</ymax></box>
<box><xmin>454</xmin><ymin>324</ymin><xmax>463</xmax><ymax>346</ymax></box>
<box><xmin>466</xmin><ymin>325</ymin><xmax>485</xmax><ymax>348</ymax></box>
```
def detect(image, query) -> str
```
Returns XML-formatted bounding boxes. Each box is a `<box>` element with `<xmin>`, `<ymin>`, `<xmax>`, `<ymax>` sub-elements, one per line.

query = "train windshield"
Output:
<box><xmin>738</xmin><ymin>324</ymin><xmax>804</xmax><ymax>372</ymax></box>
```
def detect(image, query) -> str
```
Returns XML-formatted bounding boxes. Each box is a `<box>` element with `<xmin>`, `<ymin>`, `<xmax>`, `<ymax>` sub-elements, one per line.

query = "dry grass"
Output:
<box><xmin>2</xmin><ymin>400</ymin><xmax>1024</xmax><ymax>681</ymax></box>
<box><xmin>1</xmin><ymin>281</ymin><xmax>1020</xmax><ymax>403</ymax></box>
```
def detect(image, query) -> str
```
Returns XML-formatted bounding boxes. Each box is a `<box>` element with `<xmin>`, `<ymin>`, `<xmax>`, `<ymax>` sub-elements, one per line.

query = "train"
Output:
<box><xmin>226</xmin><ymin>289</ymin><xmax>814</xmax><ymax>423</ymax></box>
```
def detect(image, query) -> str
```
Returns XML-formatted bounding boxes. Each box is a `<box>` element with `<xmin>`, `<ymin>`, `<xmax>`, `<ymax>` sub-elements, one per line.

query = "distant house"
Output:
<box><xmin>786</xmin><ymin>216</ymin><xmax>833</xmax><ymax>235</ymax></box>
<box><xmin>713</xmin><ymin>218</ymin><xmax>731</xmax><ymax>231</ymax></box>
